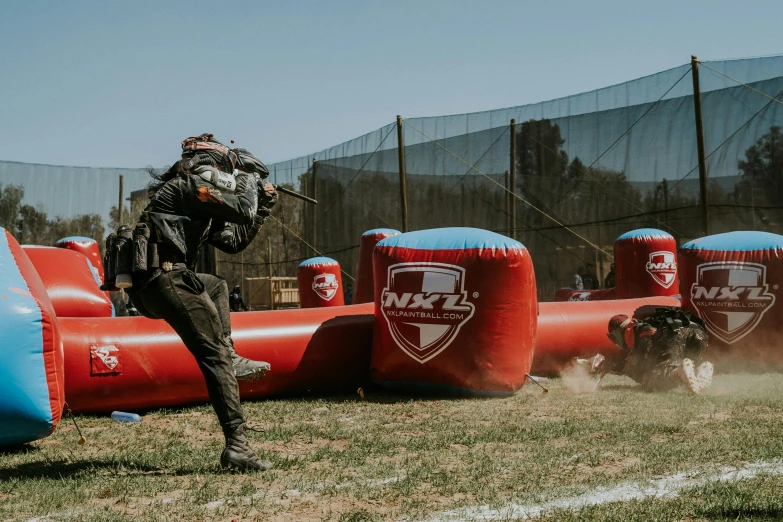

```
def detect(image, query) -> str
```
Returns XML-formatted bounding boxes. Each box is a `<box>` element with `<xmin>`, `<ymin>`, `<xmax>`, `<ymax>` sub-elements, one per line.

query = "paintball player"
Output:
<box><xmin>229</xmin><ymin>284</ymin><xmax>248</xmax><ymax>312</ymax></box>
<box><xmin>600</xmin><ymin>307</ymin><xmax>714</xmax><ymax>393</ymax></box>
<box><xmin>125</xmin><ymin>133</ymin><xmax>277</xmax><ymax>471</ymax></box>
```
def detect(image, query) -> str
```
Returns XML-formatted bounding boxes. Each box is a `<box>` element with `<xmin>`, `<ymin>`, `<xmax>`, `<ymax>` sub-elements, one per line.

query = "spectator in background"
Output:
<box><xmin>573</xmin><ymin>266</ymin><xmax>585</xmax><ymax>290</ymax></box>
<box><xmin>344</xmin><ymin>281</ymin><xmax>353</xmax><ymax>305</ymax></box>
<box><xmin>229</xmin><ymin>284</ymin><xmax>248</xmax><ymax>312</ymax></box>
<box><xmin>583</xmin><ymin>264</ymin><xmax>599</xmax><ymax>290</ymax></box>
<box><xmin>605</xmin><ymin>263</ymin><xmax>616</xmax><ymax>289</ymax></box>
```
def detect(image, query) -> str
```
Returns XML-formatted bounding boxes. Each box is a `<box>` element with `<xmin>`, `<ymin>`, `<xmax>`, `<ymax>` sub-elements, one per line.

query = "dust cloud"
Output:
<box><xmin>561</xmin><ymin>361</ymin><xmax>600</xmax><ymax>394</ymax></box>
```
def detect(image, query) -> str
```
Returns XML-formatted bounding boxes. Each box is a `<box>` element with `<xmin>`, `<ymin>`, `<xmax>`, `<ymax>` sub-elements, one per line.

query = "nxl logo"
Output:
<box><xmin>646</xmin><ymin>251</ymin><xmax>677</xmax><ymax>288</ymax></box>
<box><xmin>380</xmin><ymin>262</ymin><xmax>475</xmax><ymax>363</ymax></box>
<box><xmin>690</xmin><ymin>262</ymin><xmax>776</xmax><ymax>344</ymax></box>
<box><xmin>312</xmin><ymin>273</ymin><xmax>339</xmax><ymax>301</ymax></box>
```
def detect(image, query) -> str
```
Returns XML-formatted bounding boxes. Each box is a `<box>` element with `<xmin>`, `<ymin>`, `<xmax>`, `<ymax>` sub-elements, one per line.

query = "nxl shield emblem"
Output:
<box><xmin>380</xmin><ymin>262</ymin><xmax>475</xmax><ymax>363</ymax></box>
<box><xmin>646</xmin><ymin>251</ymin><xmax>677</xmax><ymax>288</ymax></box>
<box><xmin>312</xmin><ymin>273</ymin><xmax>339</xmax><ymax>301</ymax></box>
<box><xmin>690</xmin><ymin>262</ymin><xmax>776</xmax><ymax>344</ymax></box>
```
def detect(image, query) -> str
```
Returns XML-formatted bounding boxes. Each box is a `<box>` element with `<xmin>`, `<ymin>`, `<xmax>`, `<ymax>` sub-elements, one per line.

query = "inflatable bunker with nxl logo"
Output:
<box><xmin>679</xmin><ymin>231</ymin><xmax>783</xmax><ymax>364</ymax></box>
<box><xmin>370</xmin><ymin>228</ymin><xmax>537</xmax><ymax>395</ymax></box>
<box><xmin>555</xmin><ymin>228</ymin><xmax>679</xmax><ymax>302</ymax></box>
<box><xmin>298</xmin><ymin>257</ymin><xmax>345</xmax><ymax>308</ymax></box>
<box><xmin>0</xmin><ymin>228</ymin><xmax>64</xmax><ymax>447</ymax></box>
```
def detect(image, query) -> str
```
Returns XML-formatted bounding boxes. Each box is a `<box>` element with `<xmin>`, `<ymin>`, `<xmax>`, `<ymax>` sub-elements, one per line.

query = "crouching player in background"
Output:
<box><xmin>598</xmin><ymin>307</ymin><xmax>714</xmax><ymax>393</ymax></box>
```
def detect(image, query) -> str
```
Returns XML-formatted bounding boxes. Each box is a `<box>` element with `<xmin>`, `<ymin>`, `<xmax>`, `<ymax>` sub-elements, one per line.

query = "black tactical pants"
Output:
<box><xmin>128</xmin><ymin>267</ymin><xmax>242</xmax><ymax>435</ymax></box>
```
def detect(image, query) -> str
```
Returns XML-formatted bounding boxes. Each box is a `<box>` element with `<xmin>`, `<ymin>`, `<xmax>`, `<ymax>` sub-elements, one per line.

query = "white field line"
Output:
<box><xmin>418</xmin><ymin>460</ymin><xmax>783</xmax><ymax>522</ymax></box>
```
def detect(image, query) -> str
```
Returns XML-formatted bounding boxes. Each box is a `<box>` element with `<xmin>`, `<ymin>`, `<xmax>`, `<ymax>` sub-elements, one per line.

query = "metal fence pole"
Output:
<box><xmin>267</xmin><ymin>236</ymin><xmax>273</xmax><ymax>310</ymax></box>
<box><xmin>396</xmin><ymin>115</ymin><xmax>409</xmax><ymax>232</ymax></box>
<box><xmin>118</xmin><ymin>174</ymin><xmax>124</xmax><ymax>226</ymax></box>
<box><xmin>691</xmin><ymin>56</ymin><xmax>710</xmax><ymax>236</ymax></box>
<box><xmin>312</xmin><ymin>159</ymin><xmax>318</xmax><ymax>252</ymax></box>
<box><xmin>504</xmin><ymin>170</ymin><xmax>510</xmax><ymax>236</ymax></box>
<box><xmin>509</xmin><ymin>119</ymin><xmax>517</xmax><ymax>240</ymax></box>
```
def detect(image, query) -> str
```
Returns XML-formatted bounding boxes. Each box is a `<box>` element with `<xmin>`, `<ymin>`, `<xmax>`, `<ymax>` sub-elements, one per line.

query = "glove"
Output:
<box><xmin>257</xmin><ymin>180</ymin><xmax>278</xmax><ymax>216</ymax></box>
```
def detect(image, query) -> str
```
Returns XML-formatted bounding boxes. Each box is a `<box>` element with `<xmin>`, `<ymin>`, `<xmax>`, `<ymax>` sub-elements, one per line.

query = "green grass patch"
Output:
<box><xmin>2</xmin><ymin>373</ymin><xmax>783</xmax><ymax>521</ymax></box>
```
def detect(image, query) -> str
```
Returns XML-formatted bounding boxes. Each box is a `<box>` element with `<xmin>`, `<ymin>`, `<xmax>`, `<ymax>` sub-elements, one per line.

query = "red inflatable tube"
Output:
<box><xmin>532</xmin><ymin>296</ymin><xmax>681</xmax><ymax>375</ymax></box>
<box><xmin>61</xmin><ymin>303</ymin><xmax>374</xmax><ymax>413</ymax></box>
<box><xmin>554</xmin><ymin>288</ymin><xmax>617</xmax><ymax>302</ymax></box>
<box><xmin>22</xmin><ymin>246</ymin><xmax>114</xmax><ymax>317</ymax></box>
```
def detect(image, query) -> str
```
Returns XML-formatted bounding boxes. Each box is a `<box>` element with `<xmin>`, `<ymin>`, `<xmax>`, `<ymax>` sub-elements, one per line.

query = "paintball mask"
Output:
<box><xmin>233</xmin><ymin>148</ymin><xmax>269</xmax><ymax>179</ymax></box>
<box><xmin>607</xmin><ymin>315</ymin><xmax>632</xmax><ymax>350</ymax></box>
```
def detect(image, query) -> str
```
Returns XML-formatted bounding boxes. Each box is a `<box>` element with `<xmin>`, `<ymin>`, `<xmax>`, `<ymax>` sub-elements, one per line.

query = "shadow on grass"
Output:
<box><xmin>0</xmin><ymin>443</ymin><xmax>39</xmax><ymax>456</ymax></box>
<box><xmin>0</xmin><ymin>459</ymin><xmax>216</xmax><ymax>482</ymax></box>
<box><xmin>696</xmin><ymin>507</ymin><xmax>783</xmax><ymax>520</ymax></box>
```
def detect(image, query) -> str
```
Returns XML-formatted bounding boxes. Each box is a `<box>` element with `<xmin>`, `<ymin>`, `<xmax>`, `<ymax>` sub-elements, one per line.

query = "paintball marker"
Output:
<box><xmin>272</xmin><ymin>184</ymin><xmax>317</xmax><ymax>204</ymax></box>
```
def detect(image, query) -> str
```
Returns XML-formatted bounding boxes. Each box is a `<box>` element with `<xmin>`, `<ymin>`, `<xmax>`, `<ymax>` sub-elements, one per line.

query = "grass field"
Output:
<box><xmin>3</xmin><ymin>373</ymin><xmax>783</xmax><ymax>522</ymax></box>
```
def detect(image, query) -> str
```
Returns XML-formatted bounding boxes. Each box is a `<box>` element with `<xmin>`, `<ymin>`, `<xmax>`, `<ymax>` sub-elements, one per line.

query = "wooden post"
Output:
<box><xmin>267</xmin><ymin>236</ymin><xmax>273</xmax><ymax>310</ymax></box>
<box><xmin>504</xmin><ymin>170</ymin><xmax>510</xmax><ymax>236</ymax></box>
<box><xmin>396</xmin><ymin>115</ymin><xmax>409</xmax><ymax>232</ymax></box>
<box><xmin>691</xmin><ymin>56</ymin><xmax>710</xmax><ymax>236</ymax></box>
<box><xmin>312</xmin><ymin>159</ymin><xmax>318</xmax><ymax>252</ymax></box>
<box><xmin>118</xmin><ymin>174</ymin><xmax>124</xmax><ymax>226</ymax></box>
<box><xmin>509</xmin><ymin>119</ymin><xmax>517</xmax><ymax>240</ymax></box>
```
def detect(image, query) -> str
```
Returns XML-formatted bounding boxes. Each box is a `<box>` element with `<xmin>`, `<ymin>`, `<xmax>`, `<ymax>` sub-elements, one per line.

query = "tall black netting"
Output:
<box><xmin>3</xmin><ymin>56</ymin><xmax>783</xmax><ymax>302</ymax></box>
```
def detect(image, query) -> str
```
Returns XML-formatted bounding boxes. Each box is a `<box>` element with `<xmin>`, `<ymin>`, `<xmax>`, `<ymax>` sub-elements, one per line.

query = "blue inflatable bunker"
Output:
<box><xmin>0</xmin><ymin>227</ymin><xmax>64</xmax><ymax>446</ymax></box>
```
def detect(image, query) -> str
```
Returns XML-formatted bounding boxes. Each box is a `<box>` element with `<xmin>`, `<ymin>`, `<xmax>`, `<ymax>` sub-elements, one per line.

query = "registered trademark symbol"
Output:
<box><xmin>774</xmin><ymin>285</ymin><xmax>779</xmax><ymax>290</ymax></box>
<box><xmin>472</xmin><ymin>292</ymin><xmax>479</xmax><ymax>298</ymax></box>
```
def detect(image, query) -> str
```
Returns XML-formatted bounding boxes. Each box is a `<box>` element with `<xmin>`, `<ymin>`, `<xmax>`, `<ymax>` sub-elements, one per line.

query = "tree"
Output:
<box><xmin>514</xmin><ymin>119</ymin><xmax>571</xmax><ymax>227</ymax></box>
<box><xmin>0</xmin><ymin>182</ymin><xmax>105</xmax><ymax>247</ymax></box>
<box><xmin>0</xmin><ymin>184</ymin><xmax>24</xmax><ymax>232</ymax></box>
<box><xmin>17</xmin><ymin>205</ymin><xmax>49</xmax><ymax>245</ymax></box>
<box><xmin>735</xmin><ymin>126</ymin><xmax>783</xmax><ymax>206</ymax></box>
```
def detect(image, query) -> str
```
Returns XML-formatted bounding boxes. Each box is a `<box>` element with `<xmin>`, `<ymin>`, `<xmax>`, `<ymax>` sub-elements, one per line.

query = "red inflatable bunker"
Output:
<box><xmin>370</xmin><ymin>228</ymin><xmax>537</xmax><ymax>395</ymax></box>
<box><xmin>615</xmin><ymin>228</ymin><xmax>679</xmax><ymax>299</ymax></box>
<box><xmin>533</xmin><ymin>296</ymin><xmax>681</xmax><ymax>375</ymax></box>
<box><xmin>354</xmin><ymin>228</ymin><xmax>400</xmax><ymax>304</ymax></box>
<box><xmin>0</xmin><ymin>229</ymin><xmax>64</xmax><ymax>446</ymax></box>
<box><xmin>297</xmin><ymin>257</ymin><xmax>345</xmax><ymax>308</ymax></box>
<box><xmin>55</xmin><ymin>236</ymin><xmax>104</xmax><ymax>284</ymax></box>
<box><xmin>23</xmin><ymin>246</ymin><xmax>114</xmax><ymax>317</ymax></box>
<box><xmin>62</xmin><ymin>303</ymin><xmax>374</xmax><ymax>413</ymax></box>
<box><xmin>679</xmin><ymin>231</ymin><xmax>783</xmax><ymax>361</ymax></box>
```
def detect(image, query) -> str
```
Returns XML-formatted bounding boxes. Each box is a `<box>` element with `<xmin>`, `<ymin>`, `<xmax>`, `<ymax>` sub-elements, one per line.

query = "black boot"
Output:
<box><xmin>221</xmin><ymin>425</ymin><xmax>272</xmax><ymax>472</ymax></box>
<box><xmin>225</xmin><ymin>337</ymin><xmax>271</xmax><ymax>381</ymax></box>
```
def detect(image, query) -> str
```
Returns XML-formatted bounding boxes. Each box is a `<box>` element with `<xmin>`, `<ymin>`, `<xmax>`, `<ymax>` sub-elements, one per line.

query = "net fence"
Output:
<box><xmin>2</xmin><ymin>56</ymin><xmax>782</xmax><ymax>301</ymax></box>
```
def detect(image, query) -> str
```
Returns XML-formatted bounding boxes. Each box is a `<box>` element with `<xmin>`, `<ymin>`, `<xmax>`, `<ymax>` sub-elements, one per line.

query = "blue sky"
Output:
<box><xmin>0</xmin><ymin>0</ymin><xmax>780</xmax><ymax>168</ymax></box>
